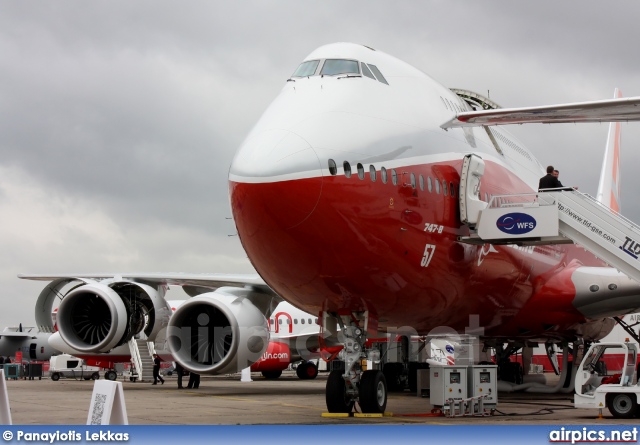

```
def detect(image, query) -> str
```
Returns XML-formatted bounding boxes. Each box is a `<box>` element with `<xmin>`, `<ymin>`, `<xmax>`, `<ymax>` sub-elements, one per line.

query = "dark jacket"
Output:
<box><xmin>538</xmin><ymin>174</ymin><xmax>563</xmax><ymax>191</ymax></box>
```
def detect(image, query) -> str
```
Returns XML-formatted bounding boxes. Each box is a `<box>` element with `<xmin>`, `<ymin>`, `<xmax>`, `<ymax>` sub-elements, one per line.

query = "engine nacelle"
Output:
<box><xmin>250</xmin><ymin>341</ymin><xmax>291</xmax><ymax>372</ymax></box>
<box><xmin>56</xmin><ymin>279</ymin><xmax>170</xmax><ymax>353</ymax></box>
<box><xmin>166</xmin><ymin>287</ymin><xmax>269</xmax><ymax>375</ymax></box>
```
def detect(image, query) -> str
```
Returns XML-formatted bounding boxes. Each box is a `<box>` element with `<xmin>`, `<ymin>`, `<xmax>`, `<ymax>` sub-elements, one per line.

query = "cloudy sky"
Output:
<box><xmin>1</xmin><ymin>1</ymin><xmax>640</xmax><ymax>328</ymax></box>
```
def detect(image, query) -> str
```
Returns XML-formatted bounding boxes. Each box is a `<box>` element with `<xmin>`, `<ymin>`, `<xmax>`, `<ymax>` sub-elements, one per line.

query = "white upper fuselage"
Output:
<box><xmin>230</xmin><ymin>42</ymin><xmax>542</xmax><ymax>191</ymax></box>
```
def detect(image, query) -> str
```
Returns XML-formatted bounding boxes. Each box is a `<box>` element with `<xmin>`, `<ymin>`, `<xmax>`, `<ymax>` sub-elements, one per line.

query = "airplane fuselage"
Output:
<box><xmin>229</xmin><ymin>43</ymin><xmax>611</xmax><ymax>342</ymax></box>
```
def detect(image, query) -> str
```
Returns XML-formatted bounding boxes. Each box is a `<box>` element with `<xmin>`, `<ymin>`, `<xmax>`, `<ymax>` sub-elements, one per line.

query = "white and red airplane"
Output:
<box><xmin>19</xmin><ymin>42</ymin><xmax>640</xmax><ymax>413</ymax></box>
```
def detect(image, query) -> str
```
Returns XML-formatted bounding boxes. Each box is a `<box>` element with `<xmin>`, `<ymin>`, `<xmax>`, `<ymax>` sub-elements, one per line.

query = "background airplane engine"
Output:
<box><xmin>250</xmin><ymin>341</ymin><xmax>291</xmax><ymax>373</ymax></box>
<box><xmin>56</xmin><ymin>280</ymin><xmax>170</xmax><ymax>353</ymax></box>
<box><xmin>167</xmin><ymin>287</ymin><xmax>269</xmax><ymax>375</ymax></box>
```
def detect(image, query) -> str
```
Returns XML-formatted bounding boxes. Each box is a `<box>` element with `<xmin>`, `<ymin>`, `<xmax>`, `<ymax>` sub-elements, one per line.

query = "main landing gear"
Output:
<box><xmin>324</xmin><ymin>313</ymin><xmax>387</xmax><ymax>414</ymax></box>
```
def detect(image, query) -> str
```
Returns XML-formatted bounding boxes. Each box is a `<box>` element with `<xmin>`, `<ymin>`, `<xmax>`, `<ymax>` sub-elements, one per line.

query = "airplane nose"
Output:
<box><xmin>230</xmin><ymin>129</ymin><xmax>323</xmax><ymax>230</ymax></box>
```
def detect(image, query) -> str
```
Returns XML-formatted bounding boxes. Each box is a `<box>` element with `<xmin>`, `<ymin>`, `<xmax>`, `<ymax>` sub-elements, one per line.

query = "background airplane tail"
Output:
<box><xmin>596</xmin><ymin>88</ymin><xmax>622</xmax><ymax>212</ymax></box>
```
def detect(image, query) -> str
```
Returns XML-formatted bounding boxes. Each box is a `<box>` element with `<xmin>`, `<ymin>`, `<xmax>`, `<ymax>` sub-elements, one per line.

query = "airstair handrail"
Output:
<box><xmin>128</xmin><ymin>337</ymin><xmax>143</xmax><ymax>378</ymax></box>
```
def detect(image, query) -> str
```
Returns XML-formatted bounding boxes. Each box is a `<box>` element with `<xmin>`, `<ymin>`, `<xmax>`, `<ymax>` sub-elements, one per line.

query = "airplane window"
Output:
<box><xmin>294</xmin><ymin>319</ymin><xmax>298</xmax><ymax>324</ymax></box>
<box><xmin>381</xmin><ymin>167</ymin><xmax>388</xmax><ymax>184</ymax></box>
<box><xmin>357</xmin><ymin>163</ymin><xmax>365</xmax><ymax>180</ymax></box>
<box><xmin>328</xmin><ymin>159</ymin><xmax>337</xmax><ymax>175</ymax></box>
<box><xmin>321</xmin><ymin>59</ymin><xmax>359</xmax><ymax>76</ymax></box>
<box><xmin>292</xmin><ymin>60</ymin><xmax>320</xmax><ymax>77</ymax></box>
<box><xmin>410</xmin><ymin>173</ymin><xmax>416</xmax><ymax>189</ymax></box>
<box><xmin>270</xmin><ymin>319</ymin><xmax>274</xmax><ymax>324</ymax></box>
<box><xmin>344</xmin><ymin>161</ymin><xmax>352</xmax><ymax>178</ymax></box>
<box><xmin>450</xmin><ymin>183</ymin><xmax>455</xmax><ymax>197</ymax></box>
<box><xmin>391</xmin><ymin>169</ymin><xmax>398</xmax><ymax>185</ymax></box>
<box><xmin>419</xmin><ymin>174</ymin><xmax>424</xmax><ymax>191</ymax></box>
<box><xmin>286</xmin><ymin>319</ymin><xmax>291</xmax><ymax>324</ymax></box>
<box><xmin>301</xmin><ymin>319</ymin><xmax>305</xmax><ymax>324</ymax></box>
<box><xmin>367</xmin><ymin>64</ymin><xmax>388</xmax><ymax>85</ymax></box>
<box><xmin>428</xmin><ymin>176</ymin><xmax>433</xmax><ymax>192</ymax></box>
<box><xmin>279</xmin><ymin>319</ymin><xmax>283</xmax><ymax>324</ymax></box>
<box><xmin>435</xmin><ymin>179</ymin><xmax>440</xmax><ymax>194</ymax></box>
<box><xmin>314</xmin><ymin>318</ymin><xmax>318</xmax><ymax>324</ymax></box>
<box><xmin>443</xmin><ymin>180</ymin><xmax>448</xmax><ymax>196</ymax></box>
<box><xmin>369</xmin><ymin>165</ymin><xmax>377</xmax><ymax>182</ymax></box>
<box><xmin>361</xmin><ymin>63</ymin><xmax>376</xmax><ymax>80</ymax></box>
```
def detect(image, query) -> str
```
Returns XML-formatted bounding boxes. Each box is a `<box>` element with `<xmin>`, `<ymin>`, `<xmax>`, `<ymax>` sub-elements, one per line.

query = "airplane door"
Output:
<box><xmin>29</xmin><ymin>343</ymin><xmax>37</xmax><ymax>360</ymax></box>
<box><xmin>459</xmin><ymin>154</ymin><xmax>487</xmax><ymax>228</ymax></box>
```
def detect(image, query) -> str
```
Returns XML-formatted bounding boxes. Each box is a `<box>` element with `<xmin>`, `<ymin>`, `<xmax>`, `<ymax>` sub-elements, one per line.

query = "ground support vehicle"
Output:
<box><xmin>48</xmin><ymin>354</ymin><xmax>100</xmax><ymax>381</ymax></box>
<box><xmin>574</xmin><ymin>341</ymin><xmax>639</xmax><ymax>418</ymax></box>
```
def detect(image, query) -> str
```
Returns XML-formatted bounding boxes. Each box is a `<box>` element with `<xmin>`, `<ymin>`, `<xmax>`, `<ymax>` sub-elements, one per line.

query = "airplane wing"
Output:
<box><xmin>0</xmin><ymin>332</ymin><xmax>37</xmax><ymax>339</ymax></box>
<box><xmin>18</xmin><ymin>272</ymin><xmax>274</xmax><ymax>295</ymax></box>
<box><xmin>441</xmin><ymin>96</ymin><xmax>640</xmax><ymax>128</ymax></box>
<box><xmin>18</xmin><ymin>272</ymin><xmax>266</xmax><ymax>287</ymax></box>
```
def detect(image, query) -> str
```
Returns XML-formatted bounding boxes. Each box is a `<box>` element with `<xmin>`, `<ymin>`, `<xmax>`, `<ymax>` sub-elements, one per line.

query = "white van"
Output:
<box><xmin>48</xmin><ymin>354</ymin><xmax>100</xmax><ymax>381</ymax></box>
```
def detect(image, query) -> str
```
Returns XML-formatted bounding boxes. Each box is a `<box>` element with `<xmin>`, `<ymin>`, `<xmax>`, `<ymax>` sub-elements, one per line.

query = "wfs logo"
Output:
<box><xmin>496</xmin><ymin>212</ymin><xmax>536</xmax><ymax>234</ymax></box>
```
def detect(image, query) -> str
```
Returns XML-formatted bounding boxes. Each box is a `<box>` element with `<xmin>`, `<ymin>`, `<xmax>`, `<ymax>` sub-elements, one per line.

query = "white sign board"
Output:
<box><xmin>0</xmin><ymin>371</ymin><xmax>11</xmax><ymax>425</ymax></box>
<box><xmin>87</xmin><ymin>380</ymin><xmax>128</xmax><ymax>425</ymax></box>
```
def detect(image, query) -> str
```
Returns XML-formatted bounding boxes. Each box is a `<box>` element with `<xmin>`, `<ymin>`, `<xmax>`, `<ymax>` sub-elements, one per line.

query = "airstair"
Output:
<box><xmin>128</xmin><ymin>338</ymin><xmax>155</xmax><ymax>382</ymax></box>
<box><xmin>458</xmin><ymin>187</ymin><xmax>640</xmax><ymax>284</ymax></box>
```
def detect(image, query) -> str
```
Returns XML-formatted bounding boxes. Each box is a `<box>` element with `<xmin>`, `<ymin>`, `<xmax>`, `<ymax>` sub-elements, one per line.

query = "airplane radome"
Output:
<box><xmin>19</xmin><ymin>42</ymin><xmax>640</xmax><ymax>415</ymax></box>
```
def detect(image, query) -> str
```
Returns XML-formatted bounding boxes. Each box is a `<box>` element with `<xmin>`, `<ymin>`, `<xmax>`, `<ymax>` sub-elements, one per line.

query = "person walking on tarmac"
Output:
<box><xmin>175</xmin><ymin>362</ymin><xmax>184</xmax><ymax>389</ymax></box>
<box><xmin>187</xmin><ymin>371</ymin><xmax>200</xmax><ymax>389</ymax></box>
<box><xmin>152</xmin><ymin>354</ymin><xmax>164</xmax><ymax>385</ymax></box>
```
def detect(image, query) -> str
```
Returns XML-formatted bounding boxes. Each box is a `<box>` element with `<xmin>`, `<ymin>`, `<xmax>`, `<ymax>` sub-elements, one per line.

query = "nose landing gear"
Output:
<box><xmin>323</xmin><ymin>313</ymin><xmax>387</xmax><ymax>414</ymax></box>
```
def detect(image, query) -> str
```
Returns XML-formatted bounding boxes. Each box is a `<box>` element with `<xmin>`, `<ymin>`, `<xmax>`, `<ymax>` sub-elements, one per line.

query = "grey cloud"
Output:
<box><xmin>1</xmin><ymin>0</ymin><xmax>640</xmax><ymax>326</ymax></box>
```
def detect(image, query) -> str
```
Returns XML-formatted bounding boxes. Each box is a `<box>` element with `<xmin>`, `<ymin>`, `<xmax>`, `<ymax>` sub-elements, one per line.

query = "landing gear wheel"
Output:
<box><xmin>306</xmin><ymin>362</ymin><xmax>319</xmax><ymax>379</ymax></box>
<box><xmin>297</xmin><ymin>362</ymin><xmax>318</xmax><ymax>380</ymax></box>
<box><xmin>105</xmin><ymin>371</ymin><xmax>117</xmax><ymax>381</ymax></box>
<box><xmin>326</xmin><ymin>370</ymin><xmax>354</xmax><ymax>413</ymax></box>
<box><xmin>359</xmin><ymin>370</ymin><xmax>387</xmax><ymax>413</ymax></box>
<box><xmin>607</xmin><ymin>393</ymin><xmax>637</xmax><ymax>418</ymax></box>
<box><xmin>91</xmin><ymin>372</ymin><xmax>100</xmax><ymax>380</ymax></box>
<box><xmin>261</xmin><ymin>370</ymin><xmax>282</xmax><ymax>379</ymax></box>
<box><xmin>296</xmin><ymin>363</ymin><xmax>308</xmax><ymax>379</ymax></box>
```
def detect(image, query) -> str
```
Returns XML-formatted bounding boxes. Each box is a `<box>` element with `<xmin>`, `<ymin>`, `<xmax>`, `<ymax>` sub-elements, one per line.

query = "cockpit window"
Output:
<box><xmin>361</xmin><ymin>63</ymin><xmax>376</xmax><ymax>80</ymax></box>
<box><xmin>292</xmin><ymin>60</ymin><xmax>320</xmax><ymax>77</ymax></box>
<box><xmin>320</xmin><ymin>59</ymin><xmax>359</xmax><ymax>76</ymax></box>
<box><xmin>368</xmin><ymin>64</ymin><xmax>388</xmax><ymax>85</ymax></box>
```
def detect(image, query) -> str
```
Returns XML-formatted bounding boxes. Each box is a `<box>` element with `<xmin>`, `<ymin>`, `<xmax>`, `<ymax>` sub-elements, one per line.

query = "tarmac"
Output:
<box><xmin>3</xmin><ymin>371</ymin><xmax>638</xmax><ymax>425</ymax></box>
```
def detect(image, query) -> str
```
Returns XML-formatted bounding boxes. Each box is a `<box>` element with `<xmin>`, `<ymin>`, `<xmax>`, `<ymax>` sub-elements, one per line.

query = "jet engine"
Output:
<box><xmin>56</xmin><ymin>279</ymin><xmax>170</xmax><ymax>353</ymax></box>
<box><xmin>167</xmin><ymin>287</ymin><xmax>269</xmax><ymax>375</ymax></box>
